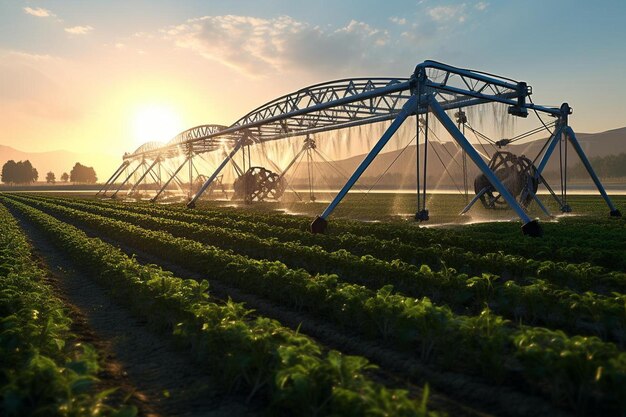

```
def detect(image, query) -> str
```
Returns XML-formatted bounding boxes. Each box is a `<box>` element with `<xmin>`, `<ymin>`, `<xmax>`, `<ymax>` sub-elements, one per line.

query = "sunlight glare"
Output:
<box><xmin>133</xmin><ymin>104</ymin><xmax>182</xmax><ymax>145</ymax></box>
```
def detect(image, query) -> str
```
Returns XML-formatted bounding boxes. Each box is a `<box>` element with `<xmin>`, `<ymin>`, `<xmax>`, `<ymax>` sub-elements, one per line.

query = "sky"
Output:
<box><xmin>1</xmin><ymin>0</ymin><xmax>625</xmax><ymax>170</ymax></box>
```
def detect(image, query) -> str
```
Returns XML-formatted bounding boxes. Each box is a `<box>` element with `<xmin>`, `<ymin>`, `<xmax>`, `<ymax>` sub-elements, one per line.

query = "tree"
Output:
<box><xmin>61</xmin><ymin>172</ymin><xmax>69</xmax><ymax>183</ymax></box>
<box><xmin>1</xmin><ymin>160</ymin><xmax>17</xmax><ymax>184</ymax></box>
<box><xmin>69</xmin><ymin>162</ymin><xmax>97</xmax><ymax>184</ymax></box>
<box><xmin>30</xmin><ymin>164</ymin><xmax>39</xmax><ymax>183</ymax></box>
<box><xmin>46</xmin><ymin>172</ymin><xmax>56</xmax><ymax>184</ymax></box>
<box><xmin>1</xmin><ymin>160</ymin><xmax>38</xmax><ymax>184</ymax></box>
<box><xmin>571</xmin><ymin>152</ymin><xmax>626</xmax><ymax>179</ymax></box>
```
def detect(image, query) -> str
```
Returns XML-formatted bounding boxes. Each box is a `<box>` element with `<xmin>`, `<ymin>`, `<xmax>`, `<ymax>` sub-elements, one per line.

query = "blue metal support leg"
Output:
<box><xmin>310</xmin><ymin>95</ymin><xmax>418</xmax><ymax>233</ymax></box>
<box><xmin>97</xmin><ymin>161</ymin><xmax>129</xmax><ymax>196</ymax></box>
<box><xmin>533</xmin><ymin>194</ymin><xmax>553</xmax><ymax>217</ymax></box>
<box><xmin>565</xmin><ymin>127</ymin><xmax>621</xmax><ymax>217</ymax></box>
<box><xmin>279</xmin><ymin>144</ymin><xmax>309</xmax><ymax>179</ymax></box>
<box><xmin>534</xmin><ymin>126</ymin><xmax>564</xmax><ymax>176</ymax></box>
<box><xmin>110</xmin><ymin>160</ymin><xmax>143</xmax><ymax>199</ymax></box>
<box><xmin>187</xmin><ymin>140</ymin><xmax>245</xmax><ymax>208</ymax></box>
<box><xmin>151</xmin><ymin>156</ymin><xmax>190</xmax><ymax>203</ymax></box>
<box><xmin>429</xmin><ymin>97</ymin><xmax>541</xmax><ymax>236</ymax></box>
<box><xmin>127</xmin><ymin>157</ymin><xmax>161</xmax><ymax>196</ymax></box>
<box><xmin>460</xmin><ymin>187</ymin><xmax>489</xmax><ymax>215</ymax></box>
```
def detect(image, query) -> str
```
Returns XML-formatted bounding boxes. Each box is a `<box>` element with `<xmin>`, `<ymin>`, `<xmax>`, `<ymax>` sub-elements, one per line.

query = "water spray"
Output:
<box><xmin>100</xmin><ymin>60</ymin><xmax>621</xmax><ymax>236</ymax></box>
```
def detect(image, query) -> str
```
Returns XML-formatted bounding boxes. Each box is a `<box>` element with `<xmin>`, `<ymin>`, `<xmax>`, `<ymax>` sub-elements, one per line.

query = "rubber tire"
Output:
<box><xmin>522</xmin><ymin>219</ymin><xmax>543</xmax><ymax>237</ymax></box>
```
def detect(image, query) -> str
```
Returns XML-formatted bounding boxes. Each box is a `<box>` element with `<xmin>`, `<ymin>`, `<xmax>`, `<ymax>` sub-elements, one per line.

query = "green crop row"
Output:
<box><xmin>0</xmin><ymin>202</ymin><xmax>134</xmax><ymax>417</ymax></box>
<box><xmin>23</xmin><ymin>194</ymin><xmax>626</xmax><ymax>345</ymax></box>
<box><xmin>1</xmin><ymin>196</ymin><xmax>439</xmax><ymax>417</ymax></box>
<box><xmin>31</xmin><ymin>195</ymin><xmax>626</xmax><ymax>296</ymax></box>
<box><xmin>205</xmin><ymin>202</ymin><xmax>626</xmax><ymax>271</ymax></box>
<box><xmin>127</xmin><ymin>198</ymin><xmax>626</xmax><ymax>259</ymax></box>
<box><xmin>139</xmin><ymin>199</ymin><xmax>626</xmax><ymax>289</ymax></box>
<box><xmin>8</xmin><ymin>195</ymin><xmax>626</xmax><ymax>414</ymax></box>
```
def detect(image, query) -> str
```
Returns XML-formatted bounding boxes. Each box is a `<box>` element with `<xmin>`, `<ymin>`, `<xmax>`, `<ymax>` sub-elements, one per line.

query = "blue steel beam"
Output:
<box><xmin>127</xmin><ymin>157</ymin><xmax>161</xmax><ymax>196</ymax></box>
<box><xmin>97</xmin><ymin>161</ymin><xmax>129</xmax><ymax>196</ymax></box>
<box><xmin>110</xmin><ymin>160</ymin><xmax>143</xmax><ymax>199</ymax></box>
<box><xmin>111</xmin><ymin>61</ymin><xmax>545</xmax><ymax>172</ymax></box>
<box><xmin>428</xmin><ymin>97</ymin><xmax>541</xmax><ymax>236</ymax></box>
<box><xmin>102</xmin><ymin>60</ymin><xmax>577</xmax><ymax>225</ymax></box>
<box><xmin>417</xmin><ymin>60</ymin><xmax>521</xmax><ymax>91</ymax></box>
<box><xmin>533</xmin><ymin>126</ymin><xmax>565</xmax><ymax>176</ymax></box>
<box><xmin>310</xmin><ymin>95</ymin><xmax>418</xmax><ymax>233</ymax></box>
<box><xmin>150</xmin><ymin>156</ymin><xmax>191</xmax><ymax>203</ymax></box>
<box><xmin>187</xmin><ymin>140</ymin><xmax>245</xmax><ymax>208</ymax></box>
<box><xmin>565</xmin><ymin>127</ymin><xmax>620</xmax><ymax>216</ymax></box>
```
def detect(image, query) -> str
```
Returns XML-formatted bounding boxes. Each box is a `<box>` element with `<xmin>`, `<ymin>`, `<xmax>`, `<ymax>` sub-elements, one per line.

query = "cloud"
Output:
<box><xmin>389</xmin><ymin>17</ymin><xmax>407</xmax><ymax>25</ymax></box>
<box><xmin>475</xmin><ymin>2</ymin><xmax>488</xmax><ymax>11</ymax></box>
<box><xmin>65</xmin><ymin>25</ymin><xmax>94</xmax><ymax>35</ymax></box>
<box><xmin>428</xmin><ymin>5</ymin><xmax>467</xmax><ymax>23</ymax></box>
<box><xmin>23</xmin><ymin>7</ymin><xmax>54</xmax><ymax>17</ymax></box>
<box><xmin>162</xmin><ymin>15</ymin><xmax>390</xmax><ymax>77</ymax></box>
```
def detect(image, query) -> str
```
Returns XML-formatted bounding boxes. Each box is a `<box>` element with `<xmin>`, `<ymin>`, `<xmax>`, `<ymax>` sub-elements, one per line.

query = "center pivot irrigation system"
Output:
<box><xmin>98</xmin><ymin>60</ymin><xmax>622</xmax><ymax>236</ymax></box>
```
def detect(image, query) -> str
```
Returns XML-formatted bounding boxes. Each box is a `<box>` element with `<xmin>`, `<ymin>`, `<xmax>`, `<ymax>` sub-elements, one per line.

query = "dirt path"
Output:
<box><xmin>13</xmin><ymin>210</ymin><xmax>258</xmax><ymax>417</ymax></box>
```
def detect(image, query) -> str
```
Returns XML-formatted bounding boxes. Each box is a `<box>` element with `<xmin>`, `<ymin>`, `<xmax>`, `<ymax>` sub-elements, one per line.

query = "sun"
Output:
<box><xmin>133</xmin><ymin>104</ymin><xmax>182</xmax><ymax>145</ymax></box>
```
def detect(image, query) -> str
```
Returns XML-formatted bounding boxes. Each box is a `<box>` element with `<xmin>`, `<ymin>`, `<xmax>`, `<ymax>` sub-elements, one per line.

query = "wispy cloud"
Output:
<box><xmin>64</xmin><ymin>25</ymin><xmax>94</xmax><ymax>35</ymax></box>
<box><xmin>389</xmin><ymin>16</ymin><xmax>407</xmax><ymax>25</ymax></box>
<box><xmin>162</xmin><ymin>15</ymin><xmax>390</xmax><ymax>77</ymax></box>
<box><xmin>23</xmin><ymin>7</ymin><xmax>54</xmax><ymax>18</ymax></box>
<box><xmin>428</xmin><ymin>5</ymin><xmax>467</xmax><ymax>23</ymax></box>
<box><xmin>475</xmin><ymin>2</ymin><xmax>489</xmax><ymax>11</ymax></box>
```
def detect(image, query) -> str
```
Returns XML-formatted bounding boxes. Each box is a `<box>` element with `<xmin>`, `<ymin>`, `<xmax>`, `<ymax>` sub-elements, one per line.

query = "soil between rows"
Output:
<box><xmin>11</xmin><ymin>206</ymin><xmax>259</xmax><ymax>417</ymax></box>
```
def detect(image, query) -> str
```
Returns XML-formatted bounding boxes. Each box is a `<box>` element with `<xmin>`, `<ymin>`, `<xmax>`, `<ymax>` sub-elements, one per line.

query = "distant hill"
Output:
<box><xmin>567</xmin><ymin>127</ymin><xmax>626</xmax><ymax>158</ymax></box>
<box><xmin>0</xmin><ymin>145</ymin><xmax>117</xmax><ymax>182</ymax></box>
<box><xmin>2</xmin><ymin>126</ymin><xmax>624</xmax><ymax>188</ymax></box>
<box><xmin>286</xmin><ymin>126</ymin><xmax>626</xmax><ymax>189</ymax></box>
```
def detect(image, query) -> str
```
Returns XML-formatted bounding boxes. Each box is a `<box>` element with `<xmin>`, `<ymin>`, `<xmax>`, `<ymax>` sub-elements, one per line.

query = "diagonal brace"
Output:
<box><xmin>151</xmin><ymin>156</ymin><xmax>191</xmax><ymax>203</ymax></box>
<box><xmin>187</xmin><ymin>140</ymin><xmax>245</xmax><ymax>208</ymax></box>
<box><xmin>110</xmin><ymin>160</ymin><xmax>144</xmax><ymax>199</ymax></box>
<box><xmin>429</xmin><ymin>97</ymin><xmax>541</xmax><ymax>236</ymax></box>
<box><xmin>97</xmin><ymin>161</ymin><xmax>129</xmax><ymax>196</ymax></box>
<box><xmin>127</xmin><ymin>157</ymin><xmax>161</xmax><ymax>196</ymax></box>
<box><xmin>565</xmin><ymin>127</ymin><xmax>621</xmax><ymax>217</ymax></box>
<box><xmin>534</xmin><ymin>126</ymin><xmax>564</xmax><ymax>177</ymax></box>
<box><xmin>310</xmin><ymin>94</ymin><xmax>418</xmax><ymax>233</ymax></box>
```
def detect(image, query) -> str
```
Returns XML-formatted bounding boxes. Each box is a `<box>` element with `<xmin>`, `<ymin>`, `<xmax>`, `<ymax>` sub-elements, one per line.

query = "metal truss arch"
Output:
<box><xmin>130</xmin><ymin>141</ymin><xmax>164</xmax><ymax>156</ymax></box>
<box><xmin>99</xmin><ymin>59</ymin><xmax>619</xmax><ymax>234</ymax></box>
<box><xmin>167</xmin><ymin>124</ymin><xmax>227</xmax><ymax>144</ymax></box>
<box><xmin>127</xmin><ymin>124</ymin><xmax>233</xmax><ymax>161</ymax></box>
<box><xmin>228</xmin><ymin>77</ymin><xmax>412</xmax><ymax>141</ymax></box>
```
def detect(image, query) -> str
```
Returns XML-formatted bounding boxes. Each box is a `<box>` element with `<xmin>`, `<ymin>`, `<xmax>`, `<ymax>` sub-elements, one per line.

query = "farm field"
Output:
<box><xmin>1</xmin><ymin>192</ymin><xmax>625</xmax><ymax>417</ymax></box>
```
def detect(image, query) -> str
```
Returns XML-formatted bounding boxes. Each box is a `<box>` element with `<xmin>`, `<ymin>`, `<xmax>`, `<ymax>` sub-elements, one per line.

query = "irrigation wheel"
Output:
<box><xmin>474</xmin><ymin>151</ymin><xmax>539</xmax><ymax>209</ymax></box>
<box><xmin>232</xmin><ymin>166</ymin><xmax>286</xmax><ymax>203</ymax></box>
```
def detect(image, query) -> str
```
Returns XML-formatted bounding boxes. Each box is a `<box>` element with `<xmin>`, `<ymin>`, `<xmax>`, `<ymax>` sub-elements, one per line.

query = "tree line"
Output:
<box><xmin>571</xmin><ymin>152</ymin><xmax>626</xmax><ymax>179</ymax></box>
<box><xmin>1</xmin><ymin>161</ymin><xmax>97</xmax><ymax>185</ymax></box>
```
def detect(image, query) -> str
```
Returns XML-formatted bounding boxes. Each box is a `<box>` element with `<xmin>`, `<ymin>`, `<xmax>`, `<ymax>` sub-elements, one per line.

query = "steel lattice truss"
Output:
<box><xmin>422</xmin><ymin>66</ymin><xmax>521</xmax><ymax>109</ymax></box>
<box><xmin>118</xmin><ymin>60</ymin><xmax>549</xmax><ymax>165</ymax></box>
<box><xmin>99</xmin><ymin>60</ymin><xmax>620</xmax><ymax>235</ymax></box>
<box><xmin>229</xmin><ymin>78</ymin><xmax>411</xmax><ymax>140</ymax></box>
<box><xmin>127</xmin><ymin>124</ymin><xmax>231</xmax><ymax>160</ymax></box>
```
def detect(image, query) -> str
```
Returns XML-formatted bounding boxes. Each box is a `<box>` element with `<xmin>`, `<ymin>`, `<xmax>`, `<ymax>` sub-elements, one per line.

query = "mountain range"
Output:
<box><xmin>1</xmin><ymin>127</ymin><xmax>624</xmax><ymax>186</ymax></box>
<box><xmin>286</xmin><ymin>126</ymin><xmax>626</xmax><ymax>188</ymax></box>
